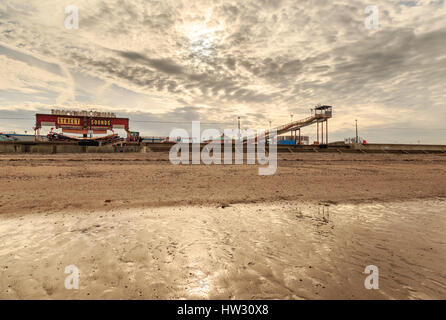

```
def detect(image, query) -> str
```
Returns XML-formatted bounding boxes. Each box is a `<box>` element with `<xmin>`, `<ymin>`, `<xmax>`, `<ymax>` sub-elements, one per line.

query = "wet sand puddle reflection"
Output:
<box><xmin>0</xmin><ymin>199</ymin><xmax>445</xmax><ymax>299</ymax></box>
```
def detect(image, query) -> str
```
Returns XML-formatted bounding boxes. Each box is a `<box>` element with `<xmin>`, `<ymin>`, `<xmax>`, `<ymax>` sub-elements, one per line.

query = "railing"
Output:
<box><xmin>269</xmin><ymin>115</ymin><xmax>319</xmax><ymax>135</ymax></box>
<box><xmin>242</xmin><ymin>113</ymin><xmax>331</xmax><ymax>143</ymax></box>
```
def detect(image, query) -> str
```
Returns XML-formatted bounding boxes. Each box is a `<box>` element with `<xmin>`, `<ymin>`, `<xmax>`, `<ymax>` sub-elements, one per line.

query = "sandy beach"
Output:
<box><xmin>0</xmin><ymin>200</ymin><xmax>445</xmax><ymax>299</ymax></box>
<box><xmin>1</xmin><ymin>153</ymin><xmax>446</xmax><ymax>215</ymax></box>
<box><xmin>0</xmin><ymin>153</ymin><xmax>445</xmax><ymax>299</ymax></box>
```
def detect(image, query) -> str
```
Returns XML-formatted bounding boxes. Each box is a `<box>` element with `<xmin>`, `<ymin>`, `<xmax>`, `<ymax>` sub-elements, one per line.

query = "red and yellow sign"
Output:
<box><xmin>36</xmin><ymin>113</ymin><xmax>130</xmax><ymax>130</ymax></box>
<box><xmin>57</xmin><ymin>117</ymin><xmax>80</xmax><ymax>126</ymax></box>
<box><xmin>91</xmin><ymin>119</ymin><xmax>111</xmax><ymax>126</ymax></box>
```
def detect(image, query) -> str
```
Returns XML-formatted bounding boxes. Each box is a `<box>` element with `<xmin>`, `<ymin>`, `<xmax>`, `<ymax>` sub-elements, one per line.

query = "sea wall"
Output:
<box><xmin>0</xmin><ymin>142</ymin><xmax>143</xmax><ymax>154</ymax></box>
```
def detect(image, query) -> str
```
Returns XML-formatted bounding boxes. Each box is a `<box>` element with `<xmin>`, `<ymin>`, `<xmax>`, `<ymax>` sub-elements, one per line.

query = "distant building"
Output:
<box><xmin>345</xmin><ymin>137</ymin><xmax>365</xmax><ymax>144</ymax></box>
<box><xmin>277</xmin><ymin>135</ymin><xmax>309</xmax><ymax>145</ymax></box>
<box><xmin>0</xmin><ymin>133</ymin><xmax>36</xmax><ymax>142</ymax></box>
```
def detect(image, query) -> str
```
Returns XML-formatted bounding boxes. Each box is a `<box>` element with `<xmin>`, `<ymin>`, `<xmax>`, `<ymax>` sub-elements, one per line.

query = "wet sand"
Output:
<box><xmin>0</xmin><ymin>199</ymin><xmax>445</xmax><ymax>299</ymax></box>
<box><xmin>0</xmin><ymin>153</ymin><xmax>445</xmax><ymax>299</ymax></box>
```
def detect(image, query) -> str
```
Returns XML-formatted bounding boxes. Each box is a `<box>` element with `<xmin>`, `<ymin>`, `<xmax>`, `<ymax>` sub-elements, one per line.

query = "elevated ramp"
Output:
<box><xmin>244</xmin><ymin>105</ymin><xmax>333</xmax><ymax>144</ymax></box>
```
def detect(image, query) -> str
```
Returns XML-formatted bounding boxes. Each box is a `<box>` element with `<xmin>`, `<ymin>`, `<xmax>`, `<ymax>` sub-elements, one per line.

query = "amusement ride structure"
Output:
<box><xmin>245</xmin><ymin>105</ymin><xmax>333</xmax><ymax>145</ymax></box>
<box><xmin>34</xmin><ymin>109</ymin><xmax>132</xmax><ymax>144</ymax></box>
<box><xmin>29</xmin><ymin>105</ymin><xmax>333</xmax><ymax>145</ymax></box>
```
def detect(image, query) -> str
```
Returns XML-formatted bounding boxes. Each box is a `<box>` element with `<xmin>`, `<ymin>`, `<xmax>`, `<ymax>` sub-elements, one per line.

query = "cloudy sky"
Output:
<box><xmin>0</xmin><ymin>0</ymin><xmax>445</xmax><ymax>143</ymax></box>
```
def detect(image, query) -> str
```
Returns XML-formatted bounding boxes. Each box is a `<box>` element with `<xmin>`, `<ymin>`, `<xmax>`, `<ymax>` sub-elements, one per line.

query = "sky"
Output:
<box><xmin>0</xmin><ymin>0</ymin><xmax>445</xmax><ymax>143</ymax></box>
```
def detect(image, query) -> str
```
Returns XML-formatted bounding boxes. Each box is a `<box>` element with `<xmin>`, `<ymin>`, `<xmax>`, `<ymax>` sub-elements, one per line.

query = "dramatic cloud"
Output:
<box><xmin>0</xmin><ymin>0</ymin><xmax>445</xmax><ymax>143</ymax></box>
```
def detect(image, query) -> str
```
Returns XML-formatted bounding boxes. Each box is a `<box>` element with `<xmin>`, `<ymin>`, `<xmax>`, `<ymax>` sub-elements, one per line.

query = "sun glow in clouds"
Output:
<box><xmin>182</xmin><ymin>10</ymin><xmax>226</xmax><ymax>60</ymax></box>
<box><xmin>185</xmin><ymin>23</ymin><xmax>219</xmax><ymax>57</ymax></box>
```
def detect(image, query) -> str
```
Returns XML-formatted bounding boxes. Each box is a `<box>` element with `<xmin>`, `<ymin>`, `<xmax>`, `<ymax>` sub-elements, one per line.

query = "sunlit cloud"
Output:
<box><xmin>0</xmin><ymin>0</ymin><xmax>445</xmax><ymax>143</ymax></box>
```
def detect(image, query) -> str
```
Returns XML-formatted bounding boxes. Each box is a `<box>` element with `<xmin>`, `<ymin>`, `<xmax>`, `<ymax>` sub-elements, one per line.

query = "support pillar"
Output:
<box><xmin>126</xmin><ymin>129</ymin><xmax>131</xmax><ymax>142</ymax></box>
<box><xmin>298</xmin><ymin>129</ymin><xmax>301</xmax><ymax>145</ymax></box>
<box><xmin>317</xmin><ymin>122</ymin><xmax>319</xmax><ymax>144</ymax></box>
<box><xmin>321</xmin><ymin>121</ymin><xmax>324</xmax><ymax>144</ymax></box>
<box><xmin>34</xmin><ymin>127</ymin><xmax>40</xmax><ymax>141</ymax></box>
<box><xmin>326</xmin><ymin>120</ymin><xmax>328</xmax><ymax>145</ymax></box>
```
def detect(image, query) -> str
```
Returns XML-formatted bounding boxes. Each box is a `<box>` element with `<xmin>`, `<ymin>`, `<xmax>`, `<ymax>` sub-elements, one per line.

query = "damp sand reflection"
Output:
<box><xmin>0</xmin><ymin>199</ymin><xmax>444</xmax><ymax>299</ymax></box>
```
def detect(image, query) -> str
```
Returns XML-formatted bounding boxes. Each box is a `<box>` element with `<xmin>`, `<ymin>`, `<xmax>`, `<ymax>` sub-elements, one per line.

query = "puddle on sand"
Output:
<box><xmin>0</xmin><ymin>199</ymin><xmax>444</xmax><ymax>299</ymax></box>
<box><xmin>303</xmin><ymin>200</ymin><xmax>446</xmax><ymax>299</ymax></box>
<box><xmin>187</xmin><ymin>270</ymin><xmax>210</xmax><ymax>297</ymax></box>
